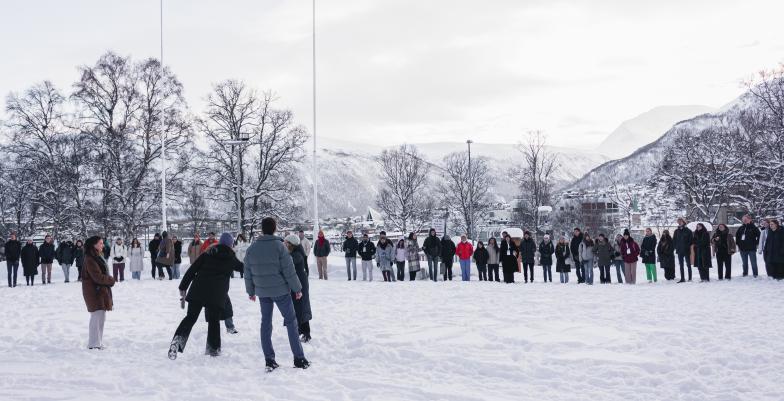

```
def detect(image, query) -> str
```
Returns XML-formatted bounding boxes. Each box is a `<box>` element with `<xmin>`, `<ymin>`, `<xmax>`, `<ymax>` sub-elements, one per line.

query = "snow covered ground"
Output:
<box><xmin>1</xmin><ymin>253</ymin><xmax>782</xmax><ymax>401</ymax></box>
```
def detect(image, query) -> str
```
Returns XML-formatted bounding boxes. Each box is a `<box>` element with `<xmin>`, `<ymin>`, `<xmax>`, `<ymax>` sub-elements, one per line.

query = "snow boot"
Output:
<box><xmin>227</xmin><ymin>327</ymin><xmax>238</xmax><ymax>334</ymax></box>
<box><xmin>294</xmin><ymin>357</ymin><xmax>310</xmax><ymax>369</ymax></box>
<box><xmin>265</xmin><ymin>359</ymin><xmax>279</xmax><ymax>372</ymax></box>
<box><xmin>168</xmin><ymin>335</ymin><xmax>185</xmax><ymax>360</ymax></box>
<box><xmin>205</xmin><ymin>346</ymin><xmax>221</xmax><ymax>357</ymax></box>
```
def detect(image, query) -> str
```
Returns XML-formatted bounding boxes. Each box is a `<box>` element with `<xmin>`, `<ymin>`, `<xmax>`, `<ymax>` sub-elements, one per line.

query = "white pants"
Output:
<box><xmin>88</xmin><ymin>310</ymin><xmax>106</xmax><ymax>348</ymax></box>
<box><xmin>361</xmin><ymin>260</ymin><xmax>373</xmax><ymax>281</ymax></box>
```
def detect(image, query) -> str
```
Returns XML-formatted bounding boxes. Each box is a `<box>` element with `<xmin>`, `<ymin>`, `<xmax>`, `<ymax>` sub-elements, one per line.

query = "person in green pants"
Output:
<box><xmin>641</xmin><ymin>228</ymin><xmax>658</xmax><ymax>283</ymax></box>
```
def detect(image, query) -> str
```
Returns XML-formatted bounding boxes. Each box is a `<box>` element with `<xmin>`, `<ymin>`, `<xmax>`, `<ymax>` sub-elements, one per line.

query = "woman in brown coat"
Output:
<box><xmin>155</xmin><ymin>231</ymin><xmax>175</xmax><ymax>280</ymax></box>
<box><xmin>81</xmin><ymin>236</ymin><xmax>116</xmax><ymax>349</ymax></box>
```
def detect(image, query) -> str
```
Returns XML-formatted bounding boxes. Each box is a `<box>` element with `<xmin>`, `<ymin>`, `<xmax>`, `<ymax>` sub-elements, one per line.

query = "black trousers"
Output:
<box><xmin>599</xmin><ymin>265</ymin><xmax>610</xmax><ymax>283</ymax></box>
<box><xmin>157</xmin><ymin>263</ymin><xmax>172</xmax><ymax>280</ymax></box>
<box><xmin>382</xmin><ymin>271</ymin><xmax>392</xmax><ymax>282</ymax></box>
<box><xmin>677</xmin><ymin>253</ymin><xmax>692</xmax><ymax>281</ymax></box>
<box><xmin>574</xmin><ymin>260</ymin><xmax>584</xmax><ymax>283</ymax></box>
<box><xmin>477</xmin><ymin>264</ymin><xmax>487</xmax><ymax>281</ymax></box>
<box><xmin>443</xmin><ymin>260</ymin><xmax>453</xmax><ymax>281</ymax></box>
<box><xmin>396</xmin><ymin>262</ymin><xmax>406</xmax><ymax>281</ymax></box>
<box><xmin>716</xmin><ymin>252</ymin><xmax>732</xmax><ymax>280</ymax></box>
<box><xmin>488</xmin><ymin>264</ymin><xmax>500</xmax><ymax>282</ymax></box>
<box><xmin>523</xmin><ymin>263</ymin><xmax>534</xmax><ymax>282</ymax></box>
<box><xmin>173</xmin><ymin>302</ymin><xmax>221</xmax><ymax>352</ymax></box>
<box><xmin>697</xmin><ymin>266</ymin><xmax>710</xmax><ymax>281</ymax></box>
<box><xmin>409</xmin><ymin>271</ymin><xmax>417</xmax><ymax>281</ymax></box>
<box><xmin>299</xmin><ymin>321</ymin><xmax>311</xmax><ymax>337</ymax></box>
<box><xmin>150</xmin><ymin>255</ymin><xmax>157</xmax><ymax>278</ymax></box>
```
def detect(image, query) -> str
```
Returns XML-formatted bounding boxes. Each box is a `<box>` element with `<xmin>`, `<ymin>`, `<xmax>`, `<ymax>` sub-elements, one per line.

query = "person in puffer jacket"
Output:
<box><xmin>376</xmin><ymin>236</ymin><xmax>395</xmax><ymax>282</ymax></box>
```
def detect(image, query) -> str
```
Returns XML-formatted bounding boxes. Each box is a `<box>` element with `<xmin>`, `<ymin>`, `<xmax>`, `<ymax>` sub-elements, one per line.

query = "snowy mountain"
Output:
<box><xmin>595</xmin><ymin>105</ymin><xmax>716</xmax><ymax>159</ymax></box>
<box><xmin>301</xmin><ymin>139</ymin><xmax>610</xmax><ymax>218</ymax></box>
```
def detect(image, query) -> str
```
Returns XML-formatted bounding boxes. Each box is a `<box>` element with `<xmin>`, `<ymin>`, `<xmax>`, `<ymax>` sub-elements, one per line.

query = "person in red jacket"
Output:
<box><xmin>620</xmin><ymin>229</ymin><xmax>640</xmax><ymax>284</ymax></box>
<box><xmin>456</xmin><ymin>235</ymin><xmax>474</xmax><ymax>281</ymax></box>
<box><xmin>200</xmin><ymin>232</ymin><xmax>218</xmax><ymax>253</ymax></box>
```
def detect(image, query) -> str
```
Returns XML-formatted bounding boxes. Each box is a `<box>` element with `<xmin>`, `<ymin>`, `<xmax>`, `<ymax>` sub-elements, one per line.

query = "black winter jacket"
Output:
<box><xmin>473</xmin><ymin>247</ymin><xmax>489</xmax><ymax>266</ymax></box>
<box><xmin>570</xmin><ymin>234</ymin><xmax>583</xmax><ymax>262</ymax></box>
<box><xmin>21</xmin><ymin>244</ymin><xmax>40</xmax><ymax>275</ymax></box>
<box><xmin>735</xmin><ymin>223</ymin><xmax>761</xmax><ymax>252</ymax></box>
<box><xmin>4</xmin><ymin>239</ymin><xmax>21</xmax><ymax>262</ymax></box>
<box><xmin>641</xmin><ymin>235</ymin><xmax>657</xmax><ymax>264</ymax></box>
<box><xmin>343</xmin><ymin>237</ymin><xmax>359</xmax><ymax>257</ymax></box>
<box><xmin>440</xmin><ymin>238</ymin><xmax>456</xmax><ymax>261</ymax></box>
<box><xmin>673</xmin><ymin>226</ymin><xmax>693</xmax><ymax>255</ymax></box>
<box><xmin>358</xmin><ymin>240</ymin><xmax>376</xmax><ymax>261</ymax></box>
<box><xmin>423</xmin><ymin>234</ymin><xmax>442</xmax><ymax>258</ymax></box>
<box><xmin>174</xmin><ymin>240</ymin><xmax>183</xmax><ymax>264</ymax></box>
<box><xmin>179</xmin><ymin>244</ymin><xmax>243</xmax><ymax>318</ymax></box>
<box><xmin>764</xmin><ymin>228</ymin><xmax>784</xmax><ymax>265</ymax></box>
<box><xmin>56</xmin><ymin>241</ymin><xmax>76</xmax><ymax>265</ymax></box>
<box><xmin>538</xmin><ymin>241</ymin><xmax>554</xmax><ymax>266</ymax></box>
<box><xmin>520</xmin><ymin>238</ymin><xmax>536</xmax><ymax>263</ymax></box>
<box><xmin>39</xmin><ymin>242</ymin><xmax>56</xmax><ymax>264</ymax></box>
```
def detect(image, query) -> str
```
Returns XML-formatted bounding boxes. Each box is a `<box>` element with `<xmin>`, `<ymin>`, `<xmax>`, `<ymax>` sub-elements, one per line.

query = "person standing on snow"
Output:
<box><xmin>570</xmin><ymin>228</ymin><xmax>584</xmax><ymax>284</ymax></box>
<box><xmin>473</xmin><ymin>241</ymin><xmax>489</xmax><ymax>281</ymax></box>
<box><xmin>673</xmin><ymin>218</ymin><xmax>693</xmax><ymax>282</ymax></box>
<box><xmin>56</xmin><ymin>238</ymin><xmax>77</xmax><ymax>283</ymax></box>
<box><xmin>188</xmin><ymin>234</ymin><xmax>203</xmax><ymax>265</ymax></box>
<box><xmin>376</xmin><ymin>233</ymin><xmax>395</xmax><ymax>282</ymax></box>
<box><xmin>593</xmin><ymin>234</ymin><xmax>613</xmax><ymax>284</ymax></box>
<box><xmin>487</xmin><ymin>237</ymin><xmax>501</xmax><ymax>282</ymax></box>
<box><xmin>520</xmin><ymin>231</ymin><xmax>537</xmax><ymax>283</ymax></box>
<box><xmin>763</xmin><ymin>219</ymin><xmax>784</xmax><ymax>279</ymax></box>
<box><xmin>657</xmin><ymin>230</ymin><xmax>676</xmax><ymax>281</ymax></box>
<box><xmin>110</xmin><ymin>237</ymin><xmax>128</xmax><ymax>282</ymax></box>
<box><xmin>640</xmin><ymin>228</ymin><xmax>657</xmax><ymax>283</ymax></box>
<box><xmin>612</xmin><ymin>234</ymin><xmax>625</xmax><ymax>284</ymax></box>
<box><xmin>555</xmin><ymin>236</ymin><xmax>571</xmax><ymax>283</ymax></box>
<box><xmin>342</xmin><ymin>231</ymin><xmax>359</xmax><ymax>281</ymax></box>
<box><xmin>128</xmin><ymin>238</ymin><xmax>144</xmax><ymax>280</ymax></box>
<box><xmin>75</xmin><ymin>240</ymin><xmax>85</xmax><ymax>281</ymax></box>
<box><xmin>406</xmin><ymin>233</ymin><xmax>422</xmax><ymax>281</ymax></box>
<box><xmin>758</xmin><ymin>218</ymin><xmax>770</xmax><ymax>276</ymax></box>
<box><xmin>148</xmin><ymin>233</ymin><xmax>161</xmax><ymax>280</ymax></box>
<box><xmin>579</xmin><ymin>233</ymin><xmax>596</xmax><ymax>285</ymax></box>
<box><xmin>172</xmin><ymin>235</ymin><xmax>183</xmax><ymax>280</ymax></box>
<box><xmin>313</xmin><ymin>230</ymin><xmax>330</xmax><ymax>280</ymax></box>
<box><xmin>156</xmin><ymin>231</ymin><xmax>175</xmax><ymax>280</ymax></box>
<box><xmin>422</xmin><ymin>228</ymin><xmax>442</xmax><ymax>282</ymax></box>
<box><xmin>395</xmin><ymin>239</ymin><xmax>408</xmax><ymax>281</ymax></box>
<box><xmin>284</xmin><ymin>234</ymin><xmax>313</xmax><ymax>343</ymax></box>
<box><xmin>244</xmin><ymin>218</ymin><xmax>309</xmax><ymax>371</ymax></box>
<box><xmin>168</xmin><ymin>233</ymin><xmax>243</xmax><ymax>359</ymax></box>
<box><xmin>735</xmin><ymin>214</ymin><xmax>760</xmax><ymax>278</ymax></box>
<box><xmin>538</xmin><ymin>235</ymin><xmax>554</xmax><ymax>283</ymax></box>
<box><xmin>81</xmin><ymin>236</ymin><xmax>116</xmax><ymax>350</ymax></box>
<box><xmin>691</xmin><ymin>223</ymin><xmax>712</xmax><ymax>282</ymax></box>
<box><xmin>712</xmin><ymin>223</ymin><xmax>736</xmax><ymax>280</ymax></box>
<box><xmin>21</xmin><ymin>239</ymin><xmax>39</xmax><ymax>286</ymax></box>
<box><xmin>440</xmin><ymin>235</ymin><xmax>457</xmax><ymax>281</ymax></box>
<box><xmin>38</xmin><ymin>235</ymin><xmax>56</xmax><ymax>285</ymax></box>
<box><xmin>455</xmin><ymin>235</ymin><xmax>474</xmax><ymax>281</ymax></box>
<box><xmin>500</xmin><ymin>232</ymin><xmax>519</xmax><ymax>284</ymax></box>
<box><xmin>358</xmin><ymin>233</ymin><xmax>376</xmax><ymax>281</ymax></box>
<box><xmin>620</xmin><ymin>229</ymin><xmax>640</xmax><ymax>284</ymax></box>
<box><xmin>5</xmin><ymin>232</ymin><xmax>22</xmax><ymax>287</ymax></box>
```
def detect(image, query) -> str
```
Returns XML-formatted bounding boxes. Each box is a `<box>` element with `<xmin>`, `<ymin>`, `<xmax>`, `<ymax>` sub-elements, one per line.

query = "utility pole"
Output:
<box><xmin>311</xmin><ymin>0</ymin><xmax>319</xmax><ymax>236</ymax></box>
<box><xmin>467</xmin><ymin>139</ymin><xmax>473</xmax><ymax>241</ymax></box>
<box><xmin>160</xmin><ymin>0</ymin><xmax>168</xmax><ymax>232</ymax></box>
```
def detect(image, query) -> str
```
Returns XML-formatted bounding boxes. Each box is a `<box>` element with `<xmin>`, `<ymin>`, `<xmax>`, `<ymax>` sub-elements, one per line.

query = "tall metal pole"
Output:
<box><xmin>160</xmin><ymin>0</ymin><xmax>168</xmax><ymax>232</ymax></box>
<box><xmin>467</xmin><ymin>140</ymin><xmax>473</xmax><ymax>241</ymax></box>
<box><xmin>311</xmin><ymin>0</ymin><xmax>319</xmax><ymax>235</ymax></box>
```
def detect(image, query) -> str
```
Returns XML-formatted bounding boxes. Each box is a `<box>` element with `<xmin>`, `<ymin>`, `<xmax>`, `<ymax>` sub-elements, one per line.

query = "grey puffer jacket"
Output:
<box><xmin>244</xmin><ymin>235</ymin><xmax>302</xmax><ymax>298</ymax></box>
<box><xmin>376</xmin><ymin>241</ymin><xmax>395</xmax><ymax>271</ymax></box>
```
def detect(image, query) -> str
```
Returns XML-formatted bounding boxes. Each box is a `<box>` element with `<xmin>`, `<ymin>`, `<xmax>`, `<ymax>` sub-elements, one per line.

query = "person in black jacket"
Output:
<box><xmin>672</xmin><ymin>218</ymin><xmax>693</xmax><ymax>282</ymax></box>
<box><xmin>21</xmin><ymin>239</ymin><xmax>39</xmax><ymax>286</ymax></box>
<box><xmin>570</xmin><ymin>228</ymin><xmax>584</xmax><ymax>283</ymax></box>
<box><xmin>342</xmin><ymin>231</ymin><xmax>359</xmax><ymax>281</ymax></box>
<box><xmin>39</xmin><ymin>235</ymin><xmax>56</xmax><ymax>285</ymax></box>
<box><xmin>473</xmin><ymin>241</ymin><xmax>489</xmax><ymax>281</ymax></box>
<box><xmin>358</xmin><ymin>234</ymin><xmax>376</xmax><ymax>281</ymax></box>
<box><xmin>641</xmin><ymin>228</ymin><xmax>657</xmax><ymax>283</ymax></box>
<box><xmin>657</xmin><ymin>230</ymin><xmax>676</xmax><ymax>281</ymax></box>
<box><xmin>5</xmin><ymin>233</ymin><xmax>22</xmax><ymax>287</ymax></box>
<box><xmin>500</xmin><ymin>232</ymin><xmax>519</xmax><ymax>284</ymax></box>
<box><xmin>422</xmin><ymin>228</ymin><xmax>442</xmax><ymax>282</ymax></box>
<box><xmin>172</xmin><ymin>235</ymin><xmax>183</xmax><ymax>280</ymax></box>
<box><xmin>74</xmin><ymin>239</ymin><xmax>85</xmax><ymax>281</ymax></box>
<box><xmin>520</xmin><ymin>231</ymin><xmax>537</xmax><ymax>283</ymax></box>
<box><xmin>763</xmin><ymin>219</ymin><xmax>784</xmax><ymax>279</ymax></box>
<box><xmin>440</xmin><ymin>235</ymin><xmax>456</xmax><ymax>281</ymax></box>
<box><xmin>692</xmin><ymin>223</ymin><xmax>712</xmax><ymax>282</ymax></box>
<box><xmin>56</xmin><ymin>239</ymin><xmax>77</xmax><ymax>283</ymax></box>
<box><xmin>736</xmin><ymin>214</ymin><xmax>761</xmax><ymax>277</ymax></box>
<box><xmin>285</xmin><ymin>235</ymin><xmax>313</xmax><ymax>343</ymax></box>
<box><xmin>149</xmin><ymin>233</ymin><xmax>161</xmax><ymax>279</ymax></box>
<box><xmin>538</xmin><ymin>235</ymin><xmax>555</xmax><ymax>283</ymax></box>
<box><xmin>168</xmin><ymin>233</ymin><xmax>243</xmax><ymax>359</ymax></box>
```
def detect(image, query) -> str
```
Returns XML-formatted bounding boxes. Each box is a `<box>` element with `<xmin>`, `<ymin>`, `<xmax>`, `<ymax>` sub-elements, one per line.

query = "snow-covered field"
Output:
<box><xmin>1</xmin><ymin>254</ymin><xmax>782</xmax><ymax>401</ymax></box>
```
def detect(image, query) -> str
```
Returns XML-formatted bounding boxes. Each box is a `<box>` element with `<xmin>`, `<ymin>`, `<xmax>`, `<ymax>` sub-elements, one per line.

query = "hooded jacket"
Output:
<box><xmin>180</xmin><ymin>244</ymin><xmax>243</xmax><ymax>311</ymax></box>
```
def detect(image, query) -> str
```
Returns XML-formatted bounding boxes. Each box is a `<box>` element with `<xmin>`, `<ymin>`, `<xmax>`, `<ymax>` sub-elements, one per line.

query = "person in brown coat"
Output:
<box><xmin>156</xmin><ymin>231</ymin><xmax>175</xmax><ymax>280</ymax></box>
<box><xmin>81</xmin><ymin>236</ymin><xmax>116</xmax><ymax>349</ymax></box>
<box><xmin>188</xmin><ymin>233</ymin><xmax>203</xmax><ymax>264</ymax></box>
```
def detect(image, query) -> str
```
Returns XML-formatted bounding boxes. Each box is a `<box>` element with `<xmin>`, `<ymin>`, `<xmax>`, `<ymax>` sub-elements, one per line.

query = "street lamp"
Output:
<box><xmin>467</xmin><ymin>139</ymin><xmax>473</xmax><ymax>242</ymax></box>
<box><xmin>160</xmin><ymin>0</ymin><xmax>167</xmax><ymax>232</ymax></box>
<box><xmin>311</xmin><ymin>0</ymin><xmax>320</xmax><ymax>236</ymax></box>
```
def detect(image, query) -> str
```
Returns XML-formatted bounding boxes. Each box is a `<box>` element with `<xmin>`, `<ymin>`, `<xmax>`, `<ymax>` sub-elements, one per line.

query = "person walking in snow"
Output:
<box><xmin>473</xmin><ymin>241</ymin><xmax>489</xmax><ymax>281</ymax></box>
<box><xmin>39</xmin><ymin>235</ymin><xmax>56</xmax><ymax>285</ymax></box>
<box><xmin>110</xmin><ymin>238</ymin><xmax>128</xmax><ymax>282</ymax></box>
<box><xmin>440</xmin><ymin>235</ymin><xmax>457</xmax><ymax>281</ymax></box>
<box><xmin>128</xmin><ymin>238</ymin><xmax>144</xmax><ymax>280</ymax></box>
<box><xmin>284</xmin><ymin>234</ymin><xmax>313</xmax><ymax>343</ymax></box>
<box><xmin>570</xmin><ymin>228</ymin><xmax>585</xmax><ymax>284</ymax></box>
<box><xmin>735</xmin><ymin>214</ymin><xmax>761</xmax><ymax>278</ymax></box>
<box><xmin>313</xmin><ymin>230</ymin><xmax>331</xmax><ymax>280</ymax></box>
<box><xmin>422</xmin><ymin>228</ymin><xmax>441</xmax><ymax>282</ymax></box>
<box><xmin>500</xmin><ymin>232</ymin><xmax>519</xmax><ymax>284</ymax></box>
<box><xmin>244</xmin><ymin>218</ymin><xmax>309</xmax><ymax>370</ymax></box>
<box><xmin>520</xmin><ymin>231</ymin><xmax>537</xmax><ymax>283</ymax></box>
<box><xmin>343</xmin><ymin>231</ymin><xmax>359</xmax><ymax>281</ymax></box>
<box><xmin>148</xmin><ymin>233</ymin><xmax>161</xmax><ymax>280</ymax></box>
<box><xmin>612</xmin><ymin>234</ymin><xmax>625</xmax><ymax>284</ymax></box>
<box><xmin>594</xmin><ymin>234</ymin><xmax>613</xmax><ymax>284</ymax></box>
<box><xmin>763</xmin><ymin>219</ymin><xmax>784</xmax><ymax>280</ymax></box>
<box><xmin>487</xmin><ymin>237</ymin><xmax>501</xmax><ymax>282</ymax></box>
<box><xmin>358</xmin><ymin>233</ymin><xmax>377</xmax><ymax>281</ymax></box>
<box><xmin>56</xmin><ymin>238</ymin><xmax>77</xmax><ymax>283</ymax></box>
<box><xmin>641</xmin><ymin>228</ymin><xmax>657</xmax><ymax>283</ymax></box>
<box><xmin>673</xmin><ymin>218</ymin><xmax>693</xmax><ymax>282</ymax></box>
<box><xmin>620</xmin><ymin>229</ymin><xmax>640</xmax><ymax>284</ymax></box>
<box><xmin>712</xmin><ymin>223</ymin><xmax>736</xmax><ymax>280</ymax></box>
<box><xmin>538</xmin><ymin>235</ymin><xmax>554</xmax><ymax>283</ymax></box>
<box><xmin>75</xmin><ymin>240</ymin><xmax>85</xmax><ymax>282</ymax></box>
<box><xmin>168</xmin><ymin>233</ymin><xmax>243</xmax><ymax>359</ymax></box>
<box><xmin>691</xmin><ymin>223</ymin><xmax>712</xmax><ymax>282</ymax></box>
<box><xmin>555</xmin><ymin>236</ymin><xmax>571</xmax><ymax>283</ymax></box>
<box><xmin>81</xmin><ymin>236</ymin><xmax>116</xmax><ymax>350</ymax></box>
<box><xmin>172</xmin><ymin>235</ymin><xmax>183</xmax><ymax>280</ymax></box>
<box><xmin>456</xmin><ymin>235</ymin><xmax>474</xmax><ymax>281</ymax></box>
<box><xmin>21</xmin><ymin>239</ymin><xmax>39</xmax><ymax>286</ymax></box>
<box><xmin>579</xmin><ymin>233</ymin><xmax>596</xmax><ymax>285</ymax></box>
<box><xmin>657</xmin><ymin>230</ymin><xmax>676</xmax><ymax>281</ymax></box>
<box><xmin>395</xmin><ymin>239</ymin><xmax>408</xmax><ymax>281</ymax></box>
<box><xmin>156</xmin><ymin>231</ymin><xmax>175</xmax><ymax>280</ymax></box>
<box><xmin>376</xmin><ymin>233</ymin><xmax>395</xmax><ymax>282</ymax></box>
<box><xmin>5</xmin><ymin>233</ymin><xmax>21</xmax><ymax>287</ymax></box>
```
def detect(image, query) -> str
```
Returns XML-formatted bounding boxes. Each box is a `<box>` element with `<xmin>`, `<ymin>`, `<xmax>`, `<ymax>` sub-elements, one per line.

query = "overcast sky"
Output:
<box><xmin>1</xmin><ymin>0</ymin><xmax>783</xmax><ymax>148</ymax></box>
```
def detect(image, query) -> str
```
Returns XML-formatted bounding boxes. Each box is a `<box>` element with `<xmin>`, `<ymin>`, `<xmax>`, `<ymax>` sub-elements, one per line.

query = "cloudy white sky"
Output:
<box><xmin>1</xmin><ymin>0</ymin><xmax>783</xmax><ymax>148</ymax></box>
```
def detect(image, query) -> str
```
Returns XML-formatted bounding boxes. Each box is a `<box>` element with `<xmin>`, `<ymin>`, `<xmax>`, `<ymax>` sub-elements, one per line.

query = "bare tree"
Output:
<box><xmin>440</xmin><ymin>151</ymin><xmax>494</xmax><ymax>238</ymax></box>
<box><xmin>375</xmin><ymin>144</ymin><xmax>434</xmax><ymax>233</ymax></box>
<box><xmin>514</xmin><ymin>130</ymin><xmax>558</xmax><ymax>234</ymax></box>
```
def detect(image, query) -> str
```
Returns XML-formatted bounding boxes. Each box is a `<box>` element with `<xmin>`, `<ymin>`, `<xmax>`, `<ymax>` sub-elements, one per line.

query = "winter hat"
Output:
<box><xmin>219</xmin><ymin>232</ymin><xmax>234</xmax><ymax>247</ymax></box>
<box><xmin>284</xmin><ymin>234</ymin><xmax>301</xmax><ymax>246</ymax></box>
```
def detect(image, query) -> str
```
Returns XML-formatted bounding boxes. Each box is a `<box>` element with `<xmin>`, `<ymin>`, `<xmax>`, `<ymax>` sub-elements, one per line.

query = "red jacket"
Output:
<box><xmin>456</xmin><ymin>241</ymin><xmax>474</xmax><ymax>260</ymax></box>
<box><xmin>620</xmin><ymin>238</ymin><xmax>640</xmax><ymax>263</ymax></box>
<box><xmin>200</xmin><ymin>238</ymin><xmax>218</xmax><ymax>253</ymax></box>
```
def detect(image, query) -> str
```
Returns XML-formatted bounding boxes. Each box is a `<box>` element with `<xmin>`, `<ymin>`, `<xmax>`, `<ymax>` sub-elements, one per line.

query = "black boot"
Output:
<box><xmin>265</xmin><ymin>359</ymin><xmax>279</xmax><ymax>372</ymax></box>
<box><xmin>168</xmin><ymin>335</ymin><xmax>185</xmax><ymax>360</ymax></box>
<box><xmin>294</xmin><ymin>357</ymin><xmax>310</xmax><ymax>369</ymax></box>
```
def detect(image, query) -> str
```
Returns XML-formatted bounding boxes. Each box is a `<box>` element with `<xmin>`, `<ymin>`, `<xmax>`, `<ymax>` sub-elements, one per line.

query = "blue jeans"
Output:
<box><xmin>259</xmin><ymin>294</ymin><xmax>305</xmax><ymax>360</ymax></box>
<box><xmin>459</xmin><ymin>259</ymin><xmax>471</xmax><ymax>281</ymax></box>
<box><xmin>542</xmin><ymin>265</ymin><xmax>552</xmax><ymax>282</ymax></box>
<box><xmin>739</xmin><ymin>251</ymin><xmax>758</xmax><ymax>277</ymax></box>
<box><xmin>7</xmin><ymin>261</ymin><xmax>19</xmax><ymax>287</ymax></box>
<box><xmin>613</xmin><ymin>260</ymin><xmax>624</xmax><ymax>283</ymax></box>
<box><xmin>427</xmin><ymin>255</ymin><xmax>439</xmax><ymax>282</ymax></box>
<box><xmin>172</xmin><ymin>264</ymin><xmax>181</xmax><ymax>279</ymax></box>
<box><xmin>584</xmin><ymin>262</ymin><xmax>594</xmax><ymax>284</ymax></box>
<box><xmin>560</xmin><ymin>272</ymin><xmax>569</xmax><ymax>283</ymax></box>
<box><xmin>225</xmin><ymin>317</ymin><xmax>235</xmax><ymax>330</ymax></box>
<box><xmin>131</xmin><ymin>271</ymin><xmax>141</xmax><ymax>280</ymax></box>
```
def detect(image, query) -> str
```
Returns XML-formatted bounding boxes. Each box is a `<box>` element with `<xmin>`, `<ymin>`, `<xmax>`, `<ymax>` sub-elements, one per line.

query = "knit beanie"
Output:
<box><xmin>219</xmin><ymin>232</ymin><xmax>234</xmax><ymax>247</ymax></box>
<box><xmin>285</xmin><ymin>234</ymin><xmax>301</xmax><ymax>246</ymax></box>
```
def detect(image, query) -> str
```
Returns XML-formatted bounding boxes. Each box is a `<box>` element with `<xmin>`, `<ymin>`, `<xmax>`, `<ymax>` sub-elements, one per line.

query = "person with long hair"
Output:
<box><xmin>691</xmin><ymin>223</ymin><xmax>712</xmax><ymax>282</ymax></box>
<box><xmin>406</xmin><ymin>233</ymin><xmax>422</xmax><ymax>281</ymax></box>
<box><xmin>539</xmin><ymin>234</ymin><xmax>555</xmax><ymax>283</ymax></box>
<box><xmin>441</xmin><ymin>235</ymin><xmax>457</xmax><ymax>281</ymax></box>
<box><xmin>172</xmin><ymin>235</ymin><xmax>183</xmax><ymax>280</ymax></box>
<box><xmin>110</xmin><ymin>237</ymin><xmax>127</xmax><ymax>282</ymax></box>
<box><xmin>395</xmin><ymin>239</ymin><xmax>408</xmax><ymax>281</ymax></box>
<box><xmin>128</xmin><ymin>238</ymin><xmax>144</xmax><ymax>280</ymax></box>
<box><xmin>487</xmin><ymin>237</ymin><xmax>501</xmax><ymax>282</ymax></box>
<box><xmin>620</xmin><ymin>229</ymin><xmax>640</xmax><ymax>284</ymax></box>
<box><xmin>641</xmin><ymin>228</ymin><xmax>657</xmax><ymax>283</ymax></box>
<box><xmin>763</xmin><ymin>219</ymin><xmax>784</xmax><ymax>279</ymax></box>
<box><xmin>594</xmin><ymin>234</ymin><xmax>613</xmax><ymax>284</ymax></box>
<box><xmin>500</xmin><ymin>232</ymin><xmax>519</xmax><ymax>284</ymax></box>
<box><xmin>155</xmin><ymin>231</ymin><xmax>175</xmax><ymax>280</ymax></box>
<box><xmin>284</xmin><ymin>234</ymin><xmax>313</xmax><ymax>343</ymax></box>
<box><xmin>555</xmin><ymin>236</ymin><xmax>571</xmax><ymax>283</ymax></box>
<box><xmin>657</xmin><ymin>230</ymin><xmax>676</xmax><ymax>281</ymax></box>
<box><xmin>473</xmin><ymin>241</ymin><xmax>489</xmax><ymax>281</ymax></box>
<box><xmin>579</xmin><ymin>233</ymin><xmax>596</xmax><ymax>285</ymax></box>
<box><xmin>21</xmin><ymin>239</ymin><xmax>39</xmax><ymax>286</ymax></box>
<box><xmin>376</xmin><ymin>233</ymin><xmax>395</xmax><ymax>282</ymax></box>
<box><xmin>234</xmin><ymin>233</ymin><xmax>250</xmax><ymax>279</ymax></box>
<box><xmin>74</xmin><ymin>239</ymin><xmax>85</xmax><ymax>282</ymax></box>
<box><xmin>712</xmin><ymin>223</ymin><xmax>736</xmax><ymax>280</ymax></box>
<box><xmin>81</xmin><ymin>236</ymin><xmax>116</xmax><ymax>349</ymax></box>
<box><xmin>612</xmin><ymin>234</ymin><xmax>625</xmax><ymax>284</ymax></box>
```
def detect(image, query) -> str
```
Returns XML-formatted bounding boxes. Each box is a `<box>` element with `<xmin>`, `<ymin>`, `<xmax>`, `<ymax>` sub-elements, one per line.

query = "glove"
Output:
<box><xmin>179</xmin><ymin>290</ymin><xmax>186</xmax><ymax>298</ymax></box>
